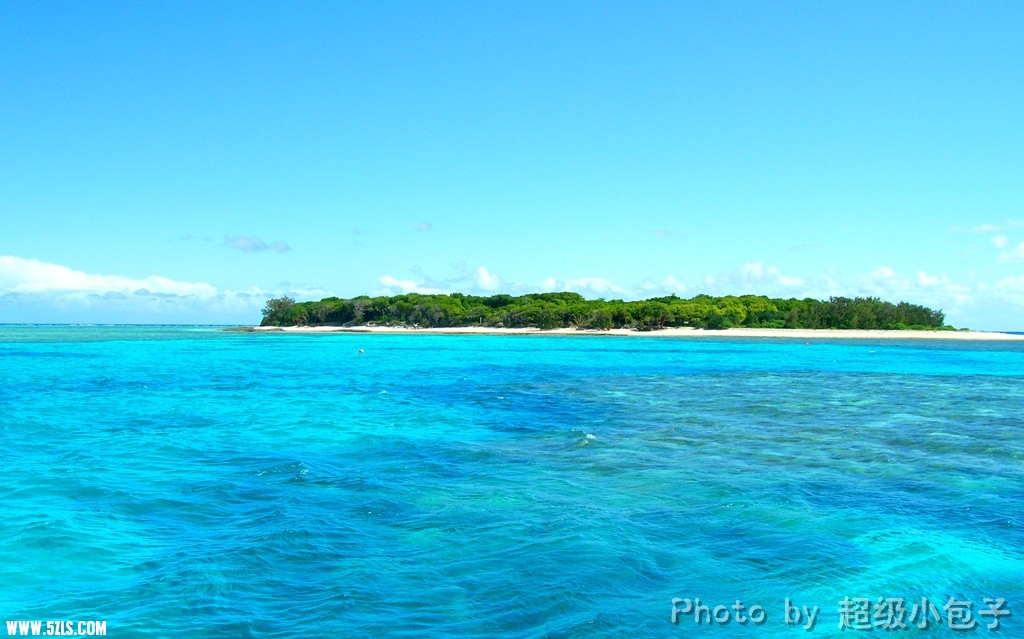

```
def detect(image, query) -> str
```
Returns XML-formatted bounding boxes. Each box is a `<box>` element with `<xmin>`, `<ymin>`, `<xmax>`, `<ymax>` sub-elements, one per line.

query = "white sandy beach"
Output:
<box><xmin>246</xmin><ymin>325</ymin><xmax>1024</xmax><ymax>340</ymax></box>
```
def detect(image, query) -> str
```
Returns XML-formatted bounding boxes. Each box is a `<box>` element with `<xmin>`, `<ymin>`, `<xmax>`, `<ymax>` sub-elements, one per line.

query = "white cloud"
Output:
<box><xmin>998</xmin><ymin>241</ymin><xmax>1024</xmax><ymax>263</ymax></box>
<box><xmin>378</xmin><ymin>275</ymin><xmax>421</xmax><ymax>293</ymax></box>
<box><xmin>700</xmin><ymin>262</ymin><xmax>806</xmax><ymax>295</ymax></box>
<box><xmin>564</xmin><ymin>277</ymin><xmax>625</xmax><ymax>295</ymax></box>
<box><xmin>663</xmin><ymin>275</ymin><xmax>688</xmax><ymax>293</ymax></box>
<box><xmin>777</xmin><ymin>275</ymin><xmax>805</xmax><ymax>287</ymax></box>
<box><xmin>853</xmin><ymin>267</ymin><xmax>976</xmax><ymax>313</ymax></box>
<box><xmin>917</xmin><ymin>271</ymin><xmax>940</xmax><ymax>286</ymax></box>
<box><xmin>378</xmin><ymin>266</ymin><xmax>632</xmax><ymax>298</ymax></box>
<box><xmin>0</xmin><ymin>256</ymin><xmax>319</xmax><ymax>324</ymax></box>
<box><xmin>377</xmin><ymin>264</ymin><xmax>506</xmax><ymax>296</ymax></box>
<box><xmin>992</xmin><ymin>235</ymin><xmax>1009</xmax><ymax>248</ymax></box>
<box><xmin>223</xmin><ymin>235</ymin><xmax>291</xmax><ymax>253</ymax></box>
<box><xmin>993</xmin><ymin>275</ymin><xmax>1024</xmax><ymax>298</ymax></box>
<box><xmin>640</xmin><ymin>275</ymin><xmax>689</xmax><ymax>295</ymax></box>
<box><xmin>537</xmin><ymin>276</ymin><xmax>627</xmax><ymax>296</ymax></box>
<box><xmin>476</xmin><ymin>266</ymin><xmax>500</xmax><ymax>291</ymax></box>
<box><xmin>740</xmin><ymin>262</ymin><xmax>765</xmax><ymax>278</ymax></box>
<box><xmin>0</xmin><ymin>256</ymin><xmax>218</xmax><ymax>297</ymax></box>
<box><xmin>741</xmin><ymin>262</ymin><xmax>805</xmax><ymax>286</ymax></box>
<box><xmin>377</xmin><ymin>275</ymin><xmax>445</xmax><ymax>295</ymax></box>
<box><xmin>414</xmin><ymin>221</ymin><xmax>433</xmax><ymax>232</ymax></box>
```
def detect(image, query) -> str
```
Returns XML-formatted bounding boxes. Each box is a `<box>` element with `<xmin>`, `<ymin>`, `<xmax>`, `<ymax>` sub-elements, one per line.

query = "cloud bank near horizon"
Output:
<box><xmin>0</xmin><ymin>256</ymin><xmax>318</xmax><ymax>324</ymax></box>
<box><xmin>376</xmin><ymin>261</ymin><xmax>1024</xmax><ymax>331</ymax></box>
<box><xmin>2</xmin><ymin>255</ymin><xmax>1023</xmax><ymax>330</ymax></box>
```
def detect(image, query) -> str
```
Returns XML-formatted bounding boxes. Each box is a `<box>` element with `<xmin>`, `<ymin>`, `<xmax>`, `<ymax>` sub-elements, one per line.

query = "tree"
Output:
<box><xmin>261</xmin><ymin>296</ymin><xmax>296</xmax><ymax>326</ymax></box>
<box><xmin>587</xmin><ymin>309</ymin><xmax>614</xmax><ymax>330</ymax></box>
<box><xmin>636</xmin><ymin>302</ymin><xmax>672</xmax><ymax>330</ymax></box>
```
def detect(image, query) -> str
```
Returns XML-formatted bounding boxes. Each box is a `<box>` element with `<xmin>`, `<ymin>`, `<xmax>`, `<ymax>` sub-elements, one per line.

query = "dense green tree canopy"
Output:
<box><xmin>260</xmin><ymin>293</ymin><xmax>951</xmax><ymax>331</ymax></box>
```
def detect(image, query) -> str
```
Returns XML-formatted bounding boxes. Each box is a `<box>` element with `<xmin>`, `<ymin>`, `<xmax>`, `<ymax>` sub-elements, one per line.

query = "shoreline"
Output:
<box><xmin>238</xmin><ymin>325</ymin><xmax>1024</xmax><ymax>341</ymax></box>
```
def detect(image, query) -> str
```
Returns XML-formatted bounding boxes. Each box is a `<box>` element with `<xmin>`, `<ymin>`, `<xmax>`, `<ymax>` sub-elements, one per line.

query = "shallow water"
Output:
<box><xmin>1</xmin><ymin>327</ymin><xmax>1022</xmax><ymax>637</ymax></box>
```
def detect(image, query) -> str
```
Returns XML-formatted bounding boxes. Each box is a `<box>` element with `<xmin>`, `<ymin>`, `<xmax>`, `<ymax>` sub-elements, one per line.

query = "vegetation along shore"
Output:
<box><xmin>259</xmin><ymin>292</ymin><xmax>956</xmax><ymax>332</ymax></box>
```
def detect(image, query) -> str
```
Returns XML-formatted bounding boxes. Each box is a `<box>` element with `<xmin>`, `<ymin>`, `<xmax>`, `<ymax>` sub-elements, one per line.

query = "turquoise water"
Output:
<box><xmin>1</xmin><ymin>326</ymin><xmax>1022</xmax><ymax>637</ymax></box>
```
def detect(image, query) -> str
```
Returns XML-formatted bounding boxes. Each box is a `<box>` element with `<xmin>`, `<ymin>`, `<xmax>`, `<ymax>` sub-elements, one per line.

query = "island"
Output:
<box><xmin>258</xmin><ymin>292</ymin><xmax>956</xmax><ymax>331</ymax></box>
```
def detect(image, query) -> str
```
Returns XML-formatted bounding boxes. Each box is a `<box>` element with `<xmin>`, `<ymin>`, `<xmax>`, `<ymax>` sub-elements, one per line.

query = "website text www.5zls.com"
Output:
<box><xmin>6</xmin><ymin>621</ymin><xmax>106</xmax><ymax>636</ymax></box>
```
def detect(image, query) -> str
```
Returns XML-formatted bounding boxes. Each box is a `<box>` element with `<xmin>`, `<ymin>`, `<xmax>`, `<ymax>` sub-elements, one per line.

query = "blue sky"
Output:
<box><xmin>2</xmin><ymin>1</ymin><xmax>1022</xmax><ymax>329</ymax></box>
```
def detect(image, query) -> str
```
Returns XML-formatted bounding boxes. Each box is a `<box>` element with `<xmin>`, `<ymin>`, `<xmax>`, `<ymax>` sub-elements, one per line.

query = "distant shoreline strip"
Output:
<box><xmin>232</xmin><ymin>326</ymin><xmax>1024</xmax><ymax>341</ymax></box>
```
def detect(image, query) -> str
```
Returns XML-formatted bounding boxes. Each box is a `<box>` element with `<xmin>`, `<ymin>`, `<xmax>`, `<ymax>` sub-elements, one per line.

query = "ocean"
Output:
<box><xmin>1</xmin><ymin>326</ymin><xmax>1022</xmax><ymax>637</ymax></box>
